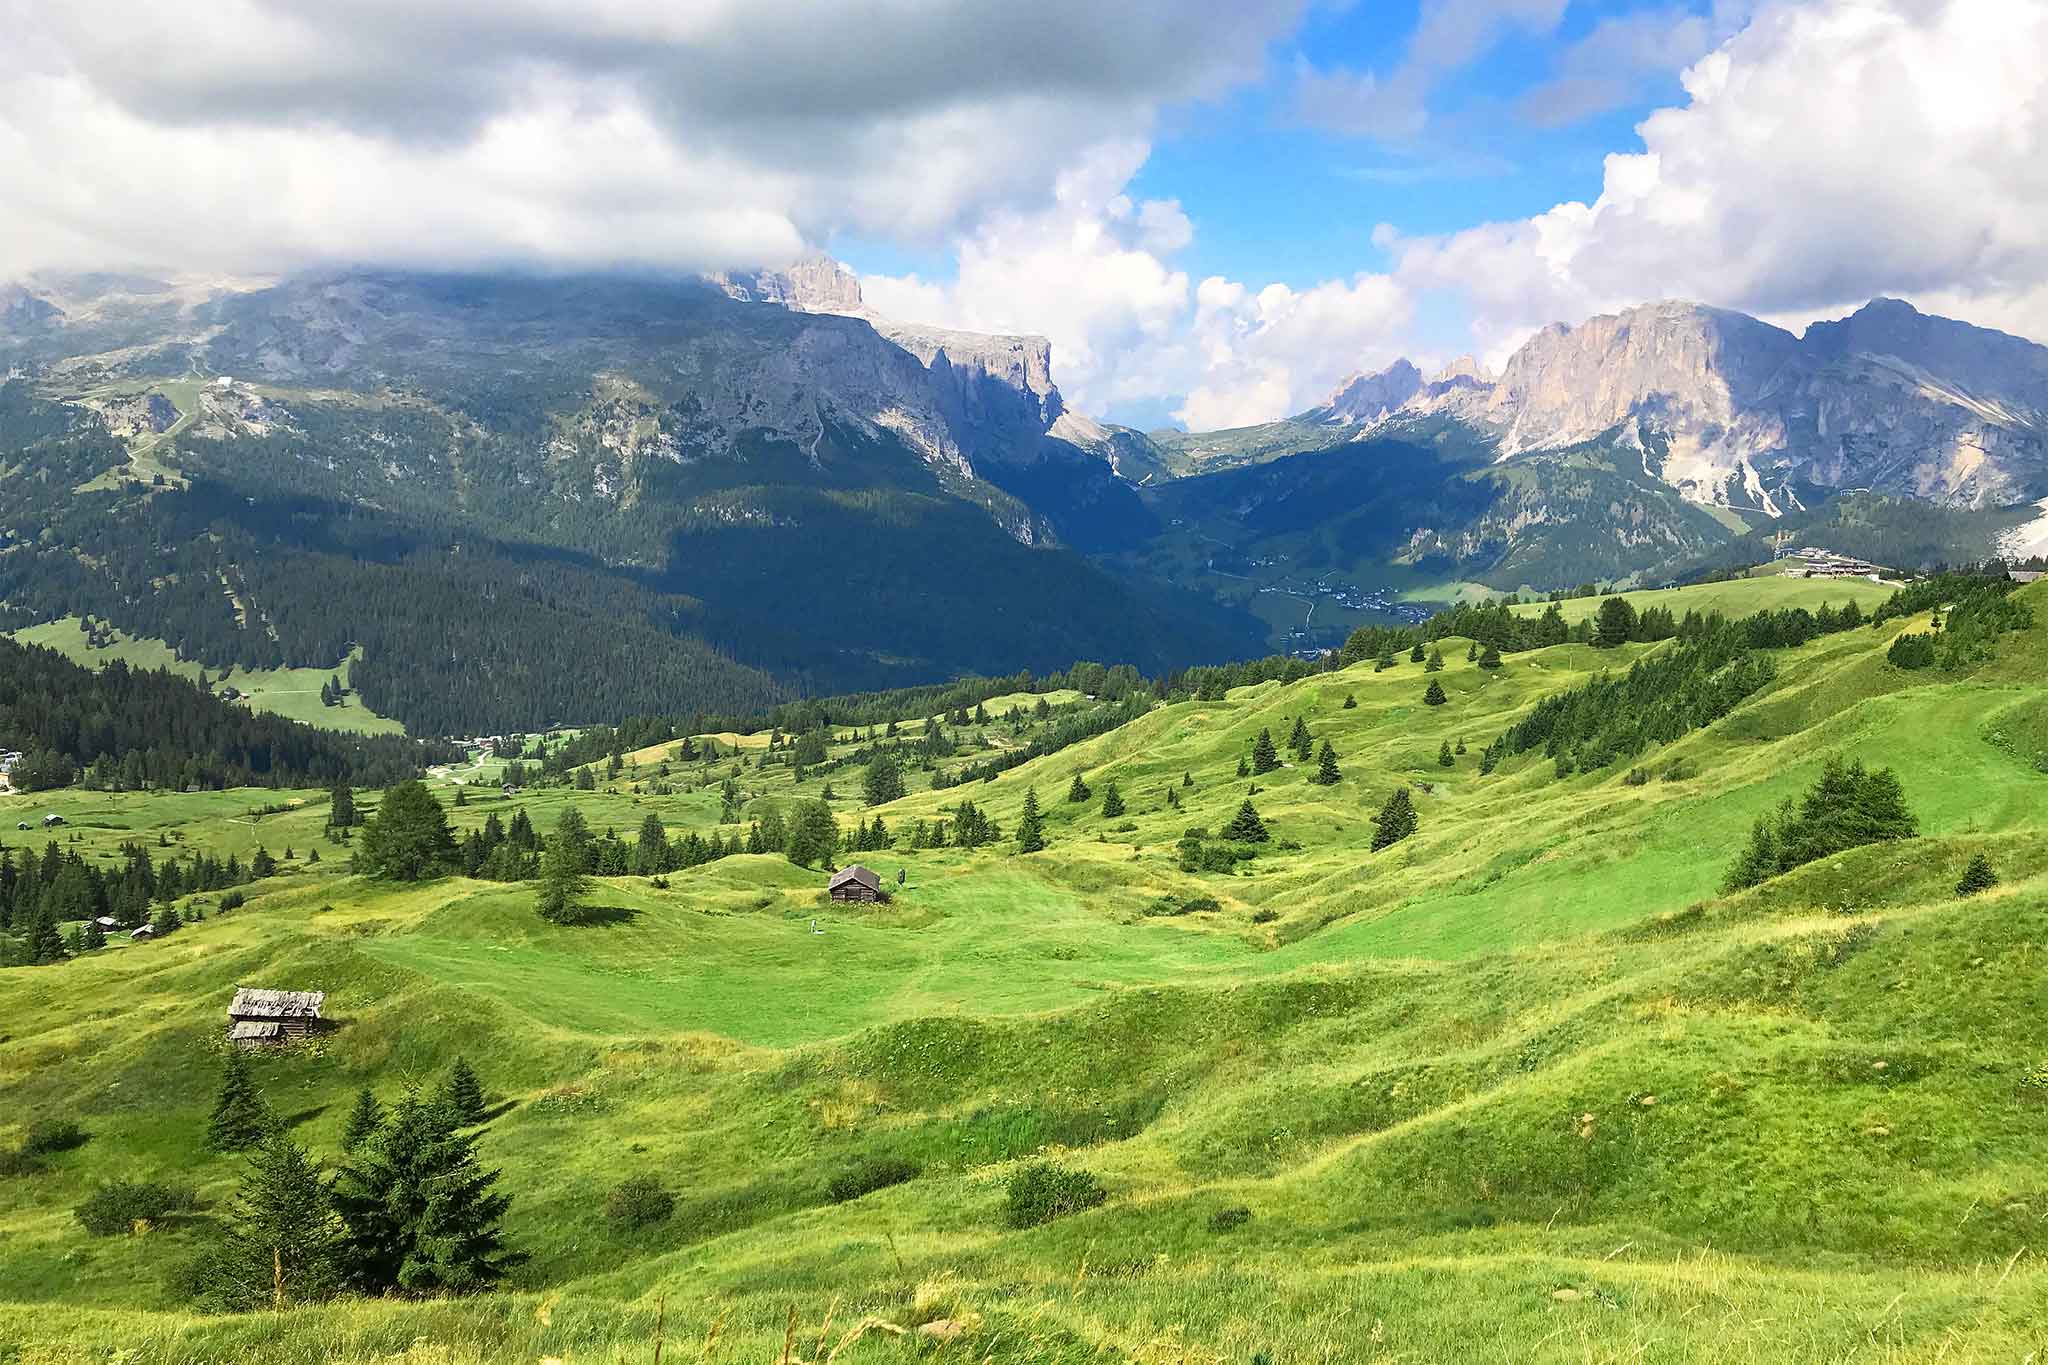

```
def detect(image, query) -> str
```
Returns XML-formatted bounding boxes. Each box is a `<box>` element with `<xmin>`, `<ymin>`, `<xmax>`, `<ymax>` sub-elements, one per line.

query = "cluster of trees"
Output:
<box><xmin>2</xmin><ymin>838</ymin><xmax>286</xmax><ymax>966</ymax></box>
<box><xmin>1874</xmin><ymin>574</ymin><xmax>2032</xmax><ymax>672</ymax></box>
<box><xmin>0</xmin><ymin>637</ymin><xmax>445</xmax><ymax>793</ymax></box>
<box><xmin>1722</xmin><ymin>759</ymin><xmax>1917</xmax><ymax>891</ymax></box>
<box><xmin>177</xmin><ymin>1051</ymin><xmax>518</xmax><ymax>1310</ymax></box>
<box><xmin>931</xmin><ymin>697</ymin><xmax>1153</xmax><ymax>789</ymax></box>
<box><xmin>1486</xmin><ymin>602</ymin><xmax>1871</xmax><ymax>777</ymax></box>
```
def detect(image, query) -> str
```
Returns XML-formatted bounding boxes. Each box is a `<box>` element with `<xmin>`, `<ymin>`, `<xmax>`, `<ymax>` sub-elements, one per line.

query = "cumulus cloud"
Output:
<box><xmin>1388</xmin><ymin>0</ymin><xmax>2048</xmax><ymax>361</ymax></box>
<box><xmin>0</xmin><ymin>0</ymin><xmax>1307</xmax><ymax>278</ymax></box>
<box><xmin>861</xmin><ymin>145</ymin><xmax>1412</xmax><ymax>425</ymax></box>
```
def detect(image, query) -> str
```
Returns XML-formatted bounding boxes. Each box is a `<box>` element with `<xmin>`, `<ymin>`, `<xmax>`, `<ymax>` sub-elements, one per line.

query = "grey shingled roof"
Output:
<box><xmin>228</xmin><ymin>987</ymin><xmax>326</xmax><ymax>1020</ymax></box>
<box><xmin>827</xmin><ymin>864</ymin><xmax>881</xmax><ymax>890</ymax></box>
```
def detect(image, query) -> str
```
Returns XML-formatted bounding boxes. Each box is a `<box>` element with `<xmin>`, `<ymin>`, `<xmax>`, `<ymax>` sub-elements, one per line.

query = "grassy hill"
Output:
<box><xmin>7</xmin><ymin>617</ymin><xmax>404</xmax><ymax>736</ymax></box>
<box><xmin>1</xmin><ymin>577</ymin><xmax>2045</xmax><ymax>1361</ymax></box>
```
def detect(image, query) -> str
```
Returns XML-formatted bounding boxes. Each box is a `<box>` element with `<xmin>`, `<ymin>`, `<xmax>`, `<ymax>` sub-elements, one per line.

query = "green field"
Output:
<box><xmin>1511</xmin><ymin>571</ymin><xmax>1896</xmax><ymax>626</ymax></box>
<box><xmin>8</xmin><ymin>617</ymin><xmax>405</xmax><ymax>736</ymax></box>
<box><xmin>2</xmin><ymin>576</ymin><xmax>2046</xmax><ymax>1361</ymax></box>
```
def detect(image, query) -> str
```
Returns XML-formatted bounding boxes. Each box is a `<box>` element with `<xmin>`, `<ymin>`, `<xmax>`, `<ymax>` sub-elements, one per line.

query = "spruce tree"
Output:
<box><xmin>83</xmin><ymin>916</ymin><xmax>106</xmax><ymax>950</ymax></box>
<box><xmin>1288</xmin><ymin>716</ymin><xmax>1313</xmax><ymax>759</ymax></box>
<box><xmin>251</xmin><ymin>846</ymin><xmax>277</xmax><ymax>878</ymax></box>
<box><xmin>1235</xmin><ymin>756</ymin><xmax>1250</xmax><ymax>778</ymax></box>
<box><xmin>1342</xmin><ymin>693</ymin><xmax>1357</xmax><ymax>709</ymax></box>
<box><xmin>1595</xmin><ymin>595</ymin><xmax>1639</xmax><ymax>649</ymax></box>
<box><xmin>785</xmin><ymin>799</ymin><xmax>840</xmax><ymax>869</ymax></box>
<box><xmin>1223</xmin><ymin>797</ymin><xmax>1269</xmax><ymax>844</ymax></box>
<box><xmin>1409</xmin><ymin>642</ymin><xmax>1426</xmax><ymax>663</ymax></box>
<box><xmin>356</xmin><ymin>782</ymin><xmax>455</xmax><ymax>881</ymax></box>
<box><xmin>1370</xmin><ymin>788</ymin><xmax>1418</xmax><ymax>851</ymax></box>
<box><xmin>1466</xmin><ymin>640</ymin><xmax>1478</xmax><ymax>661</ymax></box>
<box><xmin>1721</xmin><ymin>816</ymin><xmax>1780</xmax><ymax>893</ymax></box>
<box><xmin>1251</xmin><ymin>728</ymin><xmax>1280</xmax><ymax>774</ymax></box>
<box><xmin>1015</xmin><ymin>788</ymin><xmax>1047</xmax><ymax>853</ymax></box>
<box><xmin>197</xmin><ymin>1128</ymin><xmax>345</xmax><ymax>1312</ymax></box>
<box><xmin>1455</xmin><ymin>737</ymin><xmax>1467</xmax><ymax>754</ymax></box>
<box><xmin>328</xmin><ymin>781</ymin><xmax>356</xmax><ymax>832</ymax></box>
<box><xmin>1311</xmin><ymin>741</ymin><xmax>1341</xmax><ymax>785</ymax></box>
<box><xmin>1478</xmin><ymin>643</ymin><xmax>1503</xmax><ymax>670</ymax></box>
<box><xmin>1425</xmin><ymin>648</ymin><xmax>1445</xmax><ymax>674</ymax></box>
<box><xmin>1438</xmin><ymin>740</ymin><xmax>1455</xmax><ymax>767</ymax></box>
<box><xmin>1956</xmin><ymin>854</ymin><xmax>1999</xmax><ymax>897</ymax></box>
<box><xmin>862</xmin><ymin>752</ymin><xmax>906</xmax><ymax>807</ymax></box>
<box><xmin>1375</xmin><ymin>652</ymin><xmax>1395</xmax><ymax>672</ymax></box>
<box><xmin>1424</xmin><ymin>679</ymin><xmax>1448</xmax><ymax>706</ymax></box>
<box><xmin>330</xmin><ymin>1089</ymin><xmax>523</xmax><ymax>1295</ymax></box>
<box><xmin>341</xmin><ymin>1086</ymin><xmax>385</xmax><ymax>1154</ymax></box>
<box><xmin>536</xmin><ymin>811</ymin><xmax>591</xmax><ymax>925</ymax></box>
<box><xmin>439</xmin><ymin>1058</ymin><xmax>487</xmax><ymax>1127</ymax></box>
<box><xmin>1100</xmin><ymin>782</ymin><xmax>1126</xmax><ymax>818</ymax></box>
<box><xmin>1066</xmin><ymin>772</ymin><xmax>1092</xmax><ymax>803</ymax></box>
<box><xmin>207</xmin><ymin>1047</ymin><xmax>272</xmax><ymax>1152</ymax></box>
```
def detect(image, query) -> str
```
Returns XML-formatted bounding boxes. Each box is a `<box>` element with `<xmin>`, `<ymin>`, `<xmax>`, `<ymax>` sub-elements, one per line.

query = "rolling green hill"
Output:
<box><xmin>1</xmin><ymin>576</ymin><xmax>2045</xmax><ymax>1361</ymax></box>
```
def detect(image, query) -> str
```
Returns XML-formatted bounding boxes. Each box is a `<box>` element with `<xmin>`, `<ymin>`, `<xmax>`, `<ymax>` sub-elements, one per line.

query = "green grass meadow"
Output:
<box><xmin>2</xmin><ymin>577</ymin><xmax>2045</xmax><ymax>1361</ymax></box>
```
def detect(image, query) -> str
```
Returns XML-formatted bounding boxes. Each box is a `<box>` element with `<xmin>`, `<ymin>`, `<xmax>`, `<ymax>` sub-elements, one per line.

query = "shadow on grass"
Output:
<box><xmin>567</xmin><ymin>905</ymin><xmax>640</xmax><ymax>927</ymax></box>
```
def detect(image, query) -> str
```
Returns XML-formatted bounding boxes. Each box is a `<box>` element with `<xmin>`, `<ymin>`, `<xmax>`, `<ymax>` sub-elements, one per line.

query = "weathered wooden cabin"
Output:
<box><xmin>827</xmin><ymin>865</ymin><xmax>883</xmax><ymax>903</ymax></box>
<box><xmin>227</xmin><ymin>987</ymin><xmax>326</xmax><ymax>1046</ymax></box>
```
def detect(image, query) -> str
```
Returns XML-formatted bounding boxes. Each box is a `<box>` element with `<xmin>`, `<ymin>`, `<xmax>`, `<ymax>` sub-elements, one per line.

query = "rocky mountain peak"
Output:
<box><xmin>1313</xmin><ymin>358</ymin><xmax>1422</xmax><ymax>424</ymax></box>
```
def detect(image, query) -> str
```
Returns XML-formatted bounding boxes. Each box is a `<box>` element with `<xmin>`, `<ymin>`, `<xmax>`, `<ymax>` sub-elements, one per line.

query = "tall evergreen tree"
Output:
<box><xmin>1311</xmin><ymin>740</ymin><xmax>1341</xmax><ymax>785</ymax></box>
<box><xmin>330</xmin><ymin>1089</ymin><xmax>523</xmax><ymax>1295</ymax></box>
<box><xmin>634</xmin><ymin>812</ymin><xmax>669</xmax><ymax>875</ymax></box>
<box><xmin>1425</xmin><ymin>648</ymin><xmax>1445</xmax><ymax>674</ymax></box>
<box><xmin>1478</xmin><ymin>643</ymin><xmax>1503</xmax><ymax>670</ymax></box>
<box><xmin>1370</xmin><ymin>788</ymin><xmax>1418</xmax><ymax>852</ymax></box>
<box><xmin>1438</xmin><ymin>740</ymin><xmax>1455</xmax><ymax>767</ymax></box>
<box><xmin>1287</xmin><ymin>715</ymin><xmax>1313</xmax><ymax>758</ymax></box>
<box><xmin>1100</xmin><ymin>782</ymin><xmax>1126</xmax><ymax>818</ymax></box>
<box><xmin>1409</xmin><ymin>642</ymin><xmax>1427</xmax><ymax>663</ymax></box>
<box><xmin>28</xmin><ymin>906</ymin><xmax>66</xmax><ymax>964</ymax></box>
<box><xmin>1424</xmin><ymin>680</ymin><xmax>1448</xmax><ymax>706</ymax></box>
<box><xmin>197</xmin><ymin>1129</ymin><xmax>344</xmax><ymax>1311</ymax></box>
<box><xmin>536</xmin><ymin>810</ymin><xmax>591</xmax><ymax>924</ymax></box>
<box><xmin>83</xmin><ymin>915</ymin><xmax>106</xmax><ymax>950</ymax></box>
<box><xmin>1223</xmin><ymin>797</ymin><xmax>1269</xmax><ymax>843</ymax></box>
<box><xmin>1595</xmin><ymin>595</ymin><xmax>1640</xmax><ymax>649</ymax></box>
<box><xmin>328</xmin><ymin>781</ymin><xmax>356</xmax><ymax>833</ymax></box>
<box><xmin>1015</xmin><ymin>788</ymin><xmax>1047</xmax><ymax>853</ymax></box>
<box><xmin>1251</xmin><ymin>728</ymin><xmax>1280</xmax><ymax>774</ymax></box>
<box><xmin>207</xmin><ymin>1047</ymin><xmax>272</xmax><ymax>1152</ymax></box>
<box><xmin>355</xmin><ymin>782</ymin><xmax>455</xmax><ymax>881</ymax></box>
<box><xmin>862</xmin><ymin>752</ymin><xmax>905</xmax><ymax>807</ymax></box>
<box><xmin>438</xmin><ymin>1058</ymin><xmax>487</xmax><ymax>1127</ymax></box>
<box><xmin>785</xmin><ymin>799</ymin><xmax>840</xmax><ymax>869</ymax></box>
<box><xmin>341</xmin><ymin>1086</ymin><xmax>385</xmax><ymax>1154</ymax></box>
<box><xmin>1065</xmin><ymin>772</ymin><xmax>1092</xmax><ymax>803</ymax></box>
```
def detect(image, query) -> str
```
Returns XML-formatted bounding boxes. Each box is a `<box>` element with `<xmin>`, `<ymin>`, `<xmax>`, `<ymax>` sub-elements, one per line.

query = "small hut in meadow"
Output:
<box><xmin>827</xmin><ymin>865</ymin><xmax>883</xmax><ymax>904</ymax></box>
<box><xmin>227</xmin><ymin>987</ymin><xmax>326</xmax><ymax>1046</ymax></box>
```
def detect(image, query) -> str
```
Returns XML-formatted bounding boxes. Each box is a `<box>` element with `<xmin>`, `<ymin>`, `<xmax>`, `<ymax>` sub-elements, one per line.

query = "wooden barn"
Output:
<box><xmin>227</xmin><ymin>987</ymin><xmax>326</xmax><ymax>1046</ymax></box>
<box><xmin>827</xmin><ymin>865</ymin><xmax>883</xmax><ymax>903</ymax></box>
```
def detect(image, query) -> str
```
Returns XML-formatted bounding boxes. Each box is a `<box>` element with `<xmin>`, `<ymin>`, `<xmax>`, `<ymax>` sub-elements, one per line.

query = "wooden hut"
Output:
<box><xmin>227</xmin><ymin>987</ymin><xmax>326</xmax><ymax>1046</ymax></box>
<box><xmin>827</xmin><ymin>865</ymin><xmax>883</xmax><ymax>903</ymax></box>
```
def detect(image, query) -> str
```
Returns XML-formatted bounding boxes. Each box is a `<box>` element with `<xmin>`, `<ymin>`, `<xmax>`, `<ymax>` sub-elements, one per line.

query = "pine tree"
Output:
<box><xmin>1595</xmin><ymin>595</ymin><xmax>1639</xmax><ymax>649</ymax></box>
<box><xmin>1235</xmin><ymin>756</ymin><xmax>1250</xmax><ymax>778</ymax></box>
<box><xmin>536</xmin><ymin>810</ymin><xmax>591</xmax><ymax>924</ymax></box>
<box><xmin>1956</xmin><ymin>853</ymin><xmax>1999</xmax><ymax>897</ymax></box>
<box><xmin>355</xmin><ymin>782</ymin><xmax>455</xmax><ymax>881</ymax></box>
<box><xmin>862</xmin><ymin>752</ymin><xmax>906</xmax><ymax>807</ymax></box>
<box><xmin>197</xmin><ymin>1128</ymin><xmax>345</xmax><ymax>1311</ymax></box>
<box><xmin>1288</xmin><ymin>716</ymin><xmax>1312</xmax><ymax>758</ymax></box>
<box><xmin>1311</xmin><ymin>740</ymin><xmax>1341</xmax><ymax>785</ymax></box>
<box><xmin>207</xmin><ymin>1047</ymin><xmax>272</xmax><ymax>1152</ymax></box>
<box><xmin>154</xmin><ymin>902</ymin><xmax>182</xmax><ymax>934</ymax></box>
<box><xmin>452</xmin><ymin>785</ymin><xmax>467</xmax><ymax>808</ymax></box>
<box><xmin>1455</xmin><ymin>737</ymin><xmax>1467</xmax><ymax>754</ymax></box>
<box><xmin>1066</xmin><ymin>772</ymin><xmax>1092</xmax><ymax>803</ymax></box>
<box><xmin>785</xmin><ymin>799</ymin><xmax>840</xmax><ymax>869</ymax></box>
<box><xmin>83</xmin><ymin>916</ymin><xmax>106</xmax><ymax>949</ymax></box>
<box><xmin>1375</xmin><ymin>652</ymin><xmax>1395</xmax><ymax>672</ymax></box>
<box><xmin>439</xmin><ymin>1058</ymin><xmax>487</xmax><ymax>1126</ymax></box>
<box><xmin>1015</xmin><ymin>788</ymin><xmax>1046</xmax><ymax>853</ymax></box>
<box><xmin>1223</xmin><ymin>797</ymin><xmax>1269</xmax><ymax>843</ymax></box>
<box><xmin>328</xmin><ymin>781</ymin><xmax>356</xmax><ymax>832</ymax></box>
<box><xmin>251</xmin><ymin>846</ymin><xmax>277</xmax><ymax>878</ymax></box>
<box><xmin>1424</xmin><ymin>680</ymin><xmax>1448</xmax><ymax>706</ymax></box>
<box><xmin>330</xmin><ymin>1088</ymin><xmax>524</xmax><ymax>1295</ymax></box>
<box><xmin>1100</xmin><ymin>782</ymin><xmax>1126</xmax><ymax>818</ymax></box>
<box><xmin>1721</xmin><ymin>815</ymin><xmax>1780</xmax><ymax>892</ymax></box>
<box><xmin>1409</xmin><ymin>642</ymin><xmax>1426</xmax><ymax>663</ymax></box>
<box><xmin>1438</xmin><ymin>740</ymin><xmax>1455</xmax><ymax>767</ymax></box>
<box><xmin>1425</xmin><ymin>648</ymin><xmax>1445</xmax><ymax>674</ymax></box>
<box><xmin>1342</xmin><ymin>693</ymin><xmax>1357</xmax><ymax>709</ymax></box>
<box><xmin>1466</xmin><ymin>640</ymin><xmax>1478</xmax><ymax>661</ymax></box>
<box><xmin>1478</xmin><ymin>643</ymin><xmax>1503</xmax><ymax>670</ymax></box>
<box><xmin>1251</xmin><ymin>728</ymin><xmax>1280</xmax><ymax>774</ymax></box>
<box><xmin>341</xmin><ymin>1086</ymin><xmax>385</xmax><ymax>1154</ymax></box>
<box><xmin>1370</xmin><ymin>788</ymin><xmax>1418</xmax><ymax>852</ymax></box>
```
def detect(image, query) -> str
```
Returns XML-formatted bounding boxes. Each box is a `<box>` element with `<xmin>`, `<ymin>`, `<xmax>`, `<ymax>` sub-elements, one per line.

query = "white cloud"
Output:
<box><xmin>0</xmin><ymin>0</ymin><xmax>1307</xmax><ymax>278</ymax></box>
<box><xmin>861</xmin><ymin>145</ymin><xmax>1412</xmax><ymax>425</ymax></box>
<box><xmin>1389</xmin><ymin>0</ymin><xmax>2048</xmax><ymax>360</ymax></box>
<box><xmin>1292</xmin><ymin>0</ymin><xmax>1569</xmax><ymax>138</ymax></box>
<box><xmin>1516</xmin><ymin>1</ymin><xmax>1753</xmax><ymax>127</ymax></box>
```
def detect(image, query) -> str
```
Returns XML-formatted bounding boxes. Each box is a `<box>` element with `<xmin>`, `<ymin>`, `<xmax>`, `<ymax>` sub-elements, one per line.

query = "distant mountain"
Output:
<box><xmin>1309</xmin><ymin>297</ymin><xmax>2048</xmax><ymax>515</ymax></box>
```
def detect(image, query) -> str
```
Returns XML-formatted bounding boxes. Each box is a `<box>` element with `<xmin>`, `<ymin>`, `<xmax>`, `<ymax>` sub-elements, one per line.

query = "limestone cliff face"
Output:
<box><xmin>1310</xmin><ymin>358</ymin><xmax>1421</xmax><ymax>424</ymax></box>
<box><xmin>1313</xmin><ymin>298</ymin><xmax>2048</xmax><ymax>513</ymax></box>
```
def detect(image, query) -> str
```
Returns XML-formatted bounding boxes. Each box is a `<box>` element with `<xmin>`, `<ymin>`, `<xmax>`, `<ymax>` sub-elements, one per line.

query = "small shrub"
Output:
<box><xmin>22</xmin><ymin>1118</ymin><xmax>88</xmax><ymax>1156</ymax></box>
<box><xmin>1250</xmin><ymin>908</ymin><xmax>1278</xmax><ymax>925</ymax></box>
<box><xmin>1661</xmin><ymin>759</ymin><xmax>1697</xmax><ymax>782</ymax></box>
<box><xmin>1005</xmin><ymin>1161</ymin><xmax>1107</xmax><ymax>1228</ymax></box>
<box><xmin>603</xmin><ymin>1175</ymin><xmax>675</xmax><ymax>1231</ymax></box>
<box><xmin>74</xmin><ymin>1180</ymin><xmax>197</xmax><ymax>1236</ymax></box>
<box><xmin>1208</xmin><ymin>1205</ymin><xmax>1252</xmax><ymax>1232</ymax></box>
<box><xmin>0</xmin><ymin>1149</ymin><xmax>47</xmax><ymax>1178</ymax></box>
<box><xmin>218</xmin><ymin>891</ymin><xmax>247</xmax><ymax>912</ymax></box>
<box><xmin>827</xmin><ymin>1156</ymin><xmax>920</xmax><ymax>1203</ymax></box>
<box><xmin>1956</xmin><ymin>854</ymin><xmax>1999</xmax><ymax>897</ymax></box>
<box><xmin>1623</xmin><ymin>767</ymin><xmax>1650</xmax><ymax>787</ymax></box>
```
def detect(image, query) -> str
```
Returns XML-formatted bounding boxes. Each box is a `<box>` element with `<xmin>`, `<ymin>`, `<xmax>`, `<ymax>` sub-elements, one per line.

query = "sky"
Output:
<box><xmin>4</xmin><ymin>0</ymin><xmax>2046</xmax><ymax>429</ymax></box>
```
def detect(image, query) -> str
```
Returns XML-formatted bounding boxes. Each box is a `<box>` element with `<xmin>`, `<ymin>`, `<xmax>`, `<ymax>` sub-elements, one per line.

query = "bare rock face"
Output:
<box><xmin>1316</xmin><ymin>297</ymin><xmax>2048</xmax><ymax>513</ymax></box>
<box><xmin>1310</xmin><ymin>359</ymin><xmax>1422</xmax><ymax>424</ymax></box>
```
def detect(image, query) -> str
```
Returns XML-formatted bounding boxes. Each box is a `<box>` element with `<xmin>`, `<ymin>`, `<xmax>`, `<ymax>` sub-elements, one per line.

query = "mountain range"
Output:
<box><xmin>2</xmin><ymin>263</ymin><xmax>2044</xmax><ymax>733</ymax></box>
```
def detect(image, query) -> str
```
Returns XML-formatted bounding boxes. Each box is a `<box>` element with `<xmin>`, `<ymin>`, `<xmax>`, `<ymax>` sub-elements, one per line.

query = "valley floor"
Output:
<box><xmin>2</xmin><ymin>577</ymin><xmax>2046</xmax><ymax>1361</ymax></box>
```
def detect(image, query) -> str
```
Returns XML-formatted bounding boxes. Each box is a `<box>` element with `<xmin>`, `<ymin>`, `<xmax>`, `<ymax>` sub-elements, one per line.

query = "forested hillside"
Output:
<box><xmin>0</xmin><ymin>637</ymin><xmax>444</xmax><ymax>791</ymax></box>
